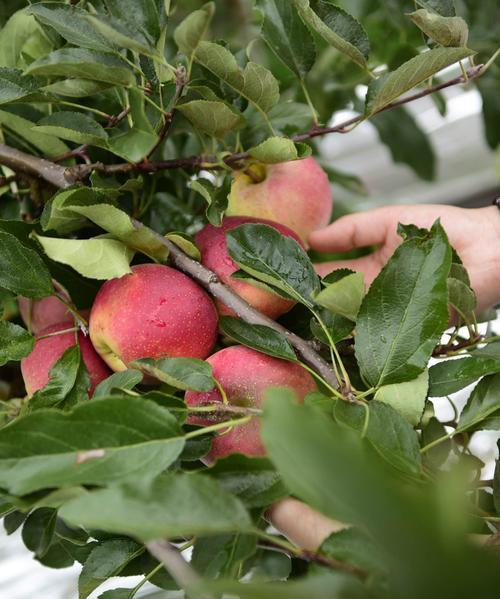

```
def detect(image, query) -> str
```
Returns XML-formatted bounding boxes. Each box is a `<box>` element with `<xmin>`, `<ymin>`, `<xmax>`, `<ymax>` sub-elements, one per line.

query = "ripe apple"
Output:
<box><xmin>89</xmin><ymin>264</ymin><xmax>218</xmax><ymax>372</ymax></box>
<box><xmin>195</xmin><ymin>216</ymin><xmax>302</xmax><ymax>319</ymax></box>
<box><xmin>21</xmin><ymin>323</ymin><xmax>111</xmax><ymax>396</ymax></box>
<box><xmin>18</xmin><ymin>281</ymin><xmax>73</xmax><ymax>334</ymax></box>
<box><xmin>226</xmin><ymin>157</ymin><xmax>332</xmax><ymax>244</ymax></box>
<box><xmin>185</xmin><ymin>345</ymin><xmax>317</xmax><ymax>462</ymax></box>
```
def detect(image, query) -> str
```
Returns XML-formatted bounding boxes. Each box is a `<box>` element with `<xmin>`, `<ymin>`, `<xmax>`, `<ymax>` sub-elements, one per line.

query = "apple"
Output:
<box><xmin>195</xmin><ymin>216</ymin><xmax>302</xmax><ymax>319</ymax></box>
<box><xmin>18</xmin><ymin>281</ymin><xmax>73</xmax><ymax>334</ymax></box>
<box><xmin>89</xmin><ymin>264</ymin><xmax>218</xmax><ymax>372</ymax></box>
<box><xmin>185</xmin><ymin>345</ymin><xmax>317</xmax><ymax>462</ymax></box>
<box><xmin>21</xmin><ymin>323</ymin><xmax>111</xmax><ymax>397</ymax></box>
<box><xmin>226</xmin><ymin>157</ymin><xmax>332</xmax><ymax>244</ymax></box>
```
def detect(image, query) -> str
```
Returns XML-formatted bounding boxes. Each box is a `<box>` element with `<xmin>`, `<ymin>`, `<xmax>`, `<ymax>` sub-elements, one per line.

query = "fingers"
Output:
<box><xmin>309</xmin><ymin>207</ymin><xmax>394</xmax><ymax>253</ymax></box>
<box><xmin>266</xmin><ymin>498</ymin><xmax>347</xmax><ymax>551</ymax></box>
<box><xmin>314</xmin><ymin>256</ymin><xmax>381</xmax><ymax>286</ymax></box>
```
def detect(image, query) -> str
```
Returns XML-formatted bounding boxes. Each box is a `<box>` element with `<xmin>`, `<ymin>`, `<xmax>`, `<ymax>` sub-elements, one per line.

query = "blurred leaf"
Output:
<box><xmin>29</xmin><ymin>346</ymin><xmax>90</xmax><ymax>411</ymax></box>
<box><xmin>292</xmin><ymin>0</ymin><xmax>369</xmax><ymax>68</ymax></box>
<box><xmin>457</xmin><ymin>373</ymin><xmax>500</xmax><ymax>432</ymax></box>
<box><xmin>93</xmin><ymin>371</ymin><xmax>144</xmax><ymax>398</ymax></box>
<box><xmin>0</xmin><ymin>396</ymin><xmax>184</xmax><ymax>495</ymax></box>
<box><xmin>43</xmin><ymin>79</ymin><xmax>113</xmax><ymax>98</ymax></box>
<box><xmin>247</xmin><ymin>137</ymin><xmax>311</xmax><ymax>163</ymax></box>
<box><xmin>32</xmin><ymin>234</ymin><xmax>134</xmax><ymax>280</ymax></box>
<box><xmin>371</xmin><ymin>106</ymin><xmax>436</xmax><ymax>181</ymax></box>
<box><xmin>28</xmin><ymin>3</ymin><xmax>114</xmax><ymax>52</ymax></box>
<box><xmin>207</xmin><ymin>454</ymin><xmax>286</xmax><ymax>508</ymax></box>
<box><xmin>259</xmin><ymin>0</ymin><xmax>316</xmax><ymax>78</ymax></box>
<box><xmin>177</xmin><ymin>100</ymin><xmax>244</xmax><ymax>138</ymax></box>
<box><xmin>219</xmin><ymin>316</ymin><xmax>297</xmax><ymax>362</ymax></box>
<box><xmin>321</xmin><ymin>163</ymin><xmax>367</xmax><ymax>195</ymax></box>
<box><xmin>355</xmin><ymin>222</ymin><xmax>451</xmax><ymax>387</ymax></box>
<box><xmin>34</xmin><ymin>112</ymin><xmax>109</xmax><ymax>148</ymax></box>
<box><xmin>130</xmin><ymin>357</ymin><xmax>215</xmax><ymax>392</ymax></box>
<box><xmin>421</xmin><ymin>417</ymin><xmax>451</xmax><ymax>468</ymax></box>
<box><xmin>79</xmin><ymin>540</ymin><xmax>144</xmax><ymax>599</ymax></box>
<box><xmin>60</xmin><ymin>473</ymin><xmax>251</xmax><ymax>540</ymax></box>
<box><xmin>21</xmin><ymin>507</ymin><xmax>57</xmax><ymax>558</ymax></box>
<box><xmin>477</xmin><ymin>73</ymin><xmax>500</xmax><ymax>149</ymax></box>
<box><xmin>190</xmin><ymin>176</ymin><xmax>231</xmax><ymax>227</ymax></box>
<box><xmin>408</xmin><ymin>10</ymin><xmax>468</xmax><ymax>47</ymax></box>
<box><xmin>192</xmin><ymin>533</ymin><xmax>257</xmax><ymax>580</ymax></box>
<box><xmin>366</xmin><ymin>47</ymin><xmax>474</xmax><ymax>114</ymax></box>
<box><xmin>320</xmin><ymin>528</ymin><xmax>385</xmax><ymax>575</ymax></box>
<box><xmin>494</xmin><ymin>457</ymin><xmax>500</xmax><ymax>516</ymax></box>
<box><xmin>447</xmin><ymin>277</ymin><xmax>476</xmax><ymax>314</ymax></box>
<box><xmin>0</xmin><ymin>229</ymin><xmax>53</xmax><ymax>297</ymax></box>
<box><xmin>174</xmin><ymin>2</ymin><xmax>215</xmax><ymax>59</ymax></box>
<box><xmin>416</xmin><ymin>0</ymin><xmax>456</xmax><ymax>17</ymax></box>
<box><xmin>335</xmin><ymin>400</ymin><xmax>422</xmax><ymax>475</ymax></box>
<box><xmin>0</xmin><ymin>321</ymin><xmax>34</xmax><ymax>366</ymax></box>
<box><xmin>102</xmin><ymin>0</ymin><xmax>167</xmax><ymax>45</ymax></box>
<box><xmin>374</xmin><ymin>370</ymin><xmax>429</xmax><ymax>427</ymax></box>
<box><xmin>25</xmin><ymin>48</ymin><xmax>134</xmax><ymax>86</ymax></box>
<box><xmin>0</xmin><ymin>68</ymin><xmax>43</xmax><ymax>105</ymax></box>
<box><xmin>0</xmin><ymin>9</ymin><xmax>43</xmax><ymax>67</ymax></box>
<box><xmin>227</xmin><ymin>223</ymin><xmax>320</xmax><ymax>308</ymax></box>
<box><xmin>314</xmin><ymin>272</ymin><xmax>364</xmax><ymax>321</ymax></box>
<box><xmin>194</xmin><ymin>42</ymin><xmax>279</xmax><ymax>113</ymax></box>
<box><xmin>0</xmin><ymin>109</ymin><xmax>69</xmax><ymax>156</ymax></box>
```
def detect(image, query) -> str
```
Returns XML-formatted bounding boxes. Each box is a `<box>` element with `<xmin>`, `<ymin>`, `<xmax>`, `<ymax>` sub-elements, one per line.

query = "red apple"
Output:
<box><xmin>226</xmin><ymin>157</ymin><xmax>332</xmax><ymax>244</ymax></box>
<box><xmin>21</xmin><ymin>323</ymin><xmax>111</xmax><ymax>397</ymax></box>
<box><xmin>185</xmin><ymin>345</ymin><xmax>317</xmax><ymax>462</ymax></box>
<box><xmin>195</xmin><ymin>216</ymin><xmax>302</xmax><ymax>319</ymax></box>
<box><xmin>89</xmin><ymin>264</ymin><xmax>218</xmax><ymax>372</ymax></box>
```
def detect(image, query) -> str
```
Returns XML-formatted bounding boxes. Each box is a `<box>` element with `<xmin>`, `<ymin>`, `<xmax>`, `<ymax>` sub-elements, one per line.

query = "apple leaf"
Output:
<box><xmin>34</xmin><ymin>112</ymin><xmax>109</xmax><ymax>148</ymax></box>
<box><xmin>219</xmin><ymin>316</ymin><xmax>298</xmax><ymax>362</ymax></box>
<box><xmin>0</xmin><ymin>396</ymin><xmax>185</xmax><ymax>495</ymax></box>
<box><xmin>456</xmin><ymin>374</ymin><xmax>500</xmax><ymax>433</ymax></box>
<box><xmin>374</xmin><ymin>370</ymin><xmax>429</xmax><ymax>427</ymax></box>
<box><xmin>0</xmin><ymin>230</ymin><xmax>53</xmax><ymax>298</ymax></box>
<box><xmin>177</xmin><ymin>100</ymin><xmax>244</xmax><ymax>138</ymax></box>
<box><xmin>0</xmin><ymin>67</ymin><xmax>43</xmax><ymax>105</ymax></box>
<box><xmin>226</xmin><ymin>224</ymin><xmax>320</xmax><ymax>308</ymax></box>
<box><xmin>32</xmin><ymin>234</ymin><xmax>134</xmax><ymax>280</ymax></box>
<box><xmin>408</xmin><ymin>9</ymin><xmax>468</xmax><ymax>47</ymax></box>
<box><xmin>174</xmin><ymin>2</ymin><xmax>215</xmax><ymax>58</ymax></box>
<box><xmin>129</xmin><ymin>357</ymin><xmax>215</xmax><ymax>392</ymax></box>
<box><xmin>314</xmin><ymin>272</ymin><xmax>364</xmax><ymax>321</ymax></box>
<box><xmin>247</xmin><ymin>137</ymin><xmax>311</xmax><ymax>163</ymax></box>
<box><xmin>355</xmin><ymin>221</ymin><xmax>451</xmax><ymax>387</ymax></box>
<box><xmin>93</xmin><ymin>370</ymin><xmax>144</xmax><ymax>398</ymax></box>
<box><xmin>0</xmin><ymin>321</ymin><xmax>34</xmax><ymax>367</ymax></box>
<box><xmin>59</xmin><ymin>473</ymin><xmax>251</xmax><ymax>540</ymax></box>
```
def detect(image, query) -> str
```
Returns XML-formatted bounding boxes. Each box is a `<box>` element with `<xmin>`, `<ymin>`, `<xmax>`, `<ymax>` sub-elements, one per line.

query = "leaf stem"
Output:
<box><xmin>184</xmin><ymin>415</ymin><xmax>253</xmax><ymax>439</ymax></box>
<box><xmin>300</xmin><ymin>78</ymin><xmax>318</xmax><ymax>125</ymax></box>
<box><xmin>420</xmin><ymin>431</ymin><xmax>454</xmax><ymax>454</ymax></box>
<box><xmin>57</xmin><ymin>101</ymin><xmax>111</xmax><ymax>120</ymax></box>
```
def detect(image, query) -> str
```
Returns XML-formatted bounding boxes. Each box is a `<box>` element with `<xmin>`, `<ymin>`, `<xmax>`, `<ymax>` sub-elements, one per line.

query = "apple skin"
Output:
<box><xmin>195</xmin><ymin>216</ymin><xmax>302</xmax><ymax>319</ymax></box>
<box><xmin>89</xmin><ymin>264</ymin><xmax>218</xmax><ymax>372</ymax></box>
<box><xmin>226</xmin><ymin>157</ymin><xmax>332</xmax><ymax>244</ymax></box>
<box><xmin>18</xmin><ymin>282</ymin><xmax>73</xmax><ymax>334</ymax></box>
<box><xmin>21</xmin><ymin>323</ymin><xmax>111</xmax><ymax>397</ymax></box>
<box><xmin>185</xmin><ymin>345</ymin><xmax>317</xmax><ymax>463</ymax></box>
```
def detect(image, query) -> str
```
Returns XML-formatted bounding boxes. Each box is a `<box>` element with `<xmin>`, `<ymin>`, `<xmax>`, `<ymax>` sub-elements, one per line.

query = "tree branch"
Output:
<box><xmin>0</xmin><ymin>144</ymin><xmax>70</xmax><ymax>188</ymax></box>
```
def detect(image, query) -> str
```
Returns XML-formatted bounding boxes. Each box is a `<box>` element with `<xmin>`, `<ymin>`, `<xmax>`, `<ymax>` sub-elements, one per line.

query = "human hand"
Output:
<box><xmin>309</xmin><ymin>204</ymin><xmax>500</xmax><ymax>313</ymax></box>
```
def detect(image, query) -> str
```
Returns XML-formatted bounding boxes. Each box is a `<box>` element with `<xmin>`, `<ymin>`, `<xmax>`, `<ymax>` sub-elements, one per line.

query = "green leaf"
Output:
<box><xmin>85</xmin><ymin>14</ymin><xmax>158</xmax><ymax>58</ymax></box>
<box><xmin>165</xmin><ymin>231</ymin><xmax>200</xmax><ymax>260</ymax></box>
<box><xmin>447</xmin><ymin>277</ymin><xmax>476</xmax><ymax>314</ymax></box>
<box><xmin>0</xmin><ymin>230</ymin><xmax>53</xmax><ymax>297</ymax></box>
<box><xmin>429</xmin><ymin>346</ymin><xmax>500</xmax><ymax>396</ymax></box>
<box><xmin>190</xmin><ymin>176</ymin><xmax>231</xmax><ymax>227</ymax></box>
<box><xmin>0</xmin><ymin>321</ymin><xmax>34</xmax><ymax>366</ymax></box>
<box><xmin>79</xmin><ymin>540</ymin><xmax>144</xmax><ymax>599</ymax></box>
<box><xmin>0</xmin><ymin>9</ymin><xmax>44</xmax><ymax>68</ymax></box>
<box><xmin>416</xmin><ymin>0</ymin><xmax>456</xmax><ymax>16</ymax></box>
<box><xmin>457</xmin><ymin>374</ymin><xmax>500</xmax><ymax>432</ymax></box>
<box><xmin>0</xmin><ymin>109</ymin><xmax>69</xmax><ymax>157</ymax></box>
<box><xmin>21</xmin><ymin>508</ymin><xmax>57</xmax><ymax>558</ymax></box>
<box><xmin>194</xmin><ymin>42</ymin><xmax>279</xmax><ymax>113</ymax></box>
<box><xmin>421</xmin><ymin>417</ymin><xmax>451</xmax><ymax>468</ymax></box>
<box><xmin>320</xmin><ymin>528</ymin><xmax>385</xmax><ymax>575</ymax></box>
<box><xmin>174</xmin><ymin>2</ymin><xmax>215</xmax><ymax>59</ymax></box>
<box><xmin>0</xmin><ymin>68</ymin><xmax>43</xmax><ymax>105</ymax></box>
<box><xmin>259</xmin><ymin>0</ymin><xmax>316</xmax><ymax>78</ymax></box>
<box><xmin>335</xmin><ymin>400</ymin><xmax>422</xmax><ymax>475</ymax></box>
<box><xmin>219</xmin><ymin>316</ymin><xmax>297</xmax><ymax>362</ymax></box>
<box><xmin>101</xmin><ymin>0</ymin><xmax>167</xmax><ymax>45</ymax></box>
<box><xmin>93</xmin><ymin>370</ymin><xmax>144</xmax><ymax>399</ymax></box>
<box><xmin>314</xmin><ymin>272</ymin><xmax>364</xmax><ymax>321</ymax></box>
<box><xmin>226</xmin><ymin>223</ymin><xmax>320</xmax><ymax>308</ymax></box>
<box><xmin>355</xmin><ymin>221</ymin><xmax>451</xmax><ymax>387</ymax></box>
<box><xmin>59</xmin><ymin>473</ymin><xmax>251</xmax><ymax>541</ymax></box>
<box><xmin>292</xmin><ymin>0</ymin><xmax>369</xmax><ymax>69</ymax></box>
<box><xmin>25</xmin><ymin>48</ymin><xmax>134</xmax><ymax>86</ymax></box>
<box><xmin>42</xmin><ymin>79</ymin><xmax>113</xmax><ymax>98</ymax></box>
<box><xmin>374</xmin><ymin>370</ymin><xmax>429</xmax><ymax>427</ymax></box>
<box><xmin>32</xmin><ymin>233</ymin><xmax>134</xmax><ymax>280</ymax></box>
<box><xmin>366</xmin><ymin>47</ymin><xmax>474</xmax><ymax>115</ymax></box>
<box><xmin>247</xmin><ymin>137</ymin><xmax>311</xmax><ymax>163</ymax></box>
<box><xmin>207</xmin><ymin>455</ymin><xmax>286</xmax><ymax>508</ymax></box>
<box><xmin>0</xmin><ymin>396</ymin><xmax>185</xmax><ymax>495</ymax></box>
<box><xmin>408</xmin><ymin>9</ymin><xmax>468</xmax><ymax>47</ymax></box>
<box><xmin>130</xmin><ymin>357</ymin><xmax>215</xmax><ymax>392</ymax></box>
<box><xmin>371</xmin><ymin>106</ymin><xmax>436</xmax><ymax>181</ymax></box>
<box><xmin>177</xmin><ymin>100</ymin><xmax>244</xmax><ymax>138</ymax></box>
<box><xmin>192</xmin><ymin>533</ymin><xmax>257</xmax><ymax>581</ymax></box>
<box><xmin>477</xmin><ymin>73</ymin><xmax>500</xmax><ymax>150</ymax></box>
<box><xmin>494</xmin><ymin>458</ymin><xmax>500</xmax><ymax>516</ymax></box>
<box><xmin>34</xmin><ymin>112</ymin><xmax>109</xmax><ymax>148</ymax></box>
<box><xmin>28</xmin><ymin>3</ymin><xmax>114</xmax><ymax>52</ymax></box>
<box><xmin>29</xmin><ymin>346</ymin><xmax>90</xmax><ymax>411</ymax></box>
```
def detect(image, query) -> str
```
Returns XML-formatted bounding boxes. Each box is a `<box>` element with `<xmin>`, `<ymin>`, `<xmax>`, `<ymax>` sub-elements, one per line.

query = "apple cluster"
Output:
<box><xmin>20</xmin><ymin>158</ymin><xmax>332</xmax><ymax>461</ymax></box>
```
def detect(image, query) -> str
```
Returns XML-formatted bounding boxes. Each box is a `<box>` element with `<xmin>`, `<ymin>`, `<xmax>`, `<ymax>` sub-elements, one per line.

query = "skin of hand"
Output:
<box><xmin>309</xmin><ymin>204</ymin><xmax>500</xmax><ymax>314</ymax></box>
